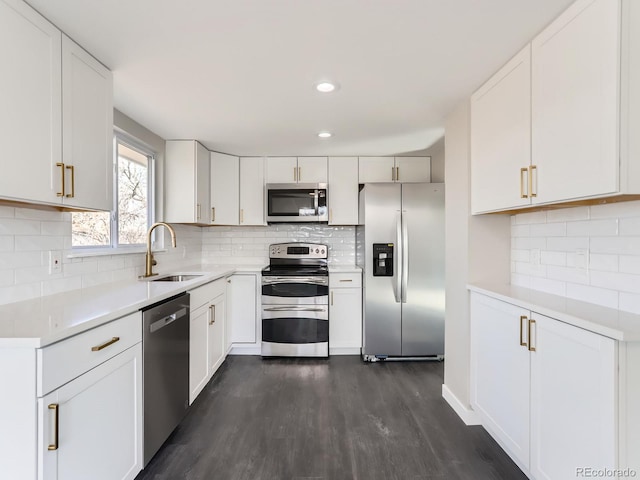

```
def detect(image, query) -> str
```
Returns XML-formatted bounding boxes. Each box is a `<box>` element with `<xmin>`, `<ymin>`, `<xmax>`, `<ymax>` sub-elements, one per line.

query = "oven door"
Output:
<box><xmin>261</xmin><ymin>305</ymin><xmax>329</xmax><ymax>357</ymax></box>
<box><xmin>262</xmin><ymin>276</ymin><xmax>329</xmax><ymax>305</ymax></box>
<box><xmin>266</xmin><ymin>183</ymin><xmax>328</xmax><ymax>223</ymax></box>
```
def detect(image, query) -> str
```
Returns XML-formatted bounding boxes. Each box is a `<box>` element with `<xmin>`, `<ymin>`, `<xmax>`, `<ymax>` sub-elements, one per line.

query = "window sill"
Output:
<box><xmin>67</xmin><ymin>247</ymin><xmax>167</xmax><ymax>259</ymax></box>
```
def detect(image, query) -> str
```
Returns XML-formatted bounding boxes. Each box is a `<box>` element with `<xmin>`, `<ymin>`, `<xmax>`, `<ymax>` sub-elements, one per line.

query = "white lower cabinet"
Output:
<box><xmin>39</xmin><ymin>344</ymin><xmax>142</xmax><ymax>480</ymax></box>
<box><xmin>470</xmin><ymin>293</ymin><xmax>620</xmax><ymax>479</ymax></box>
<box><xmin>189</xmin><ymin>278</ymin><xmax>227</xmax><ymax>404</ymax></box>
<box><xmin>329</xmin><ymin>272</ymin><xmax>362</xmax><ymax>354</ymax></box>
<box><xmin>227</xmin><ymin>274</ymin><xmax>257</xmax><ymax>344</ymax></box>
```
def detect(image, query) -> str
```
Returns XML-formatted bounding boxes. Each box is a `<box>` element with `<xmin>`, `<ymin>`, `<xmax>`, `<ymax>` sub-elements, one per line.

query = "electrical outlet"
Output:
<box><xmin>49</xmin><ymin>251</ymin><xmax>62</xmax><ymax>274</ymax></box>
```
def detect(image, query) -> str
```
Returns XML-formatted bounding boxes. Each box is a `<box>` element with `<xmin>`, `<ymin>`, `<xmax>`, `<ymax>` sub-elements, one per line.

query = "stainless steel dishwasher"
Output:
<box><xmin>142</xmin><ymin>292</ymin><xmax>190</xmax><ymax>466</ymax></box>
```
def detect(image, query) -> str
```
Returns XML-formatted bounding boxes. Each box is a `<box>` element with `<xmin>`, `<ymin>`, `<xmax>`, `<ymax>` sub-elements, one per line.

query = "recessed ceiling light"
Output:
<box><xmin>318</xmin><ymin>132</ymin><xmax>332</xmax><ymax>138</ymax></box>
<box><xmin>315</xmin><ymin>82</ymin><xmax>338</xmax><ymax>93</ymax></box>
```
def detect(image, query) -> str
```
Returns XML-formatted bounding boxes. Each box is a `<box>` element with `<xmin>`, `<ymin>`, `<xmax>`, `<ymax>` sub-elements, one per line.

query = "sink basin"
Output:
<box><xmin>147</xmin><ymin>274</ymin><xmax>204</xmax><ymax>282</ymax></box>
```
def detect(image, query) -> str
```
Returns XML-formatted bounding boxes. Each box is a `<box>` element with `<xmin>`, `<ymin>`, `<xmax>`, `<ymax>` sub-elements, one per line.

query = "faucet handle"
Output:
<box><xmin>152</xmin><ymin>259</ymin><xmax>157</xmax><ymax>266</ymax></box>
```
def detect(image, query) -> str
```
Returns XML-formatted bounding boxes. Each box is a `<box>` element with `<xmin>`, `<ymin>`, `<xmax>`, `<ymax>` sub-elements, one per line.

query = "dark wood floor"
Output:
<box><xmin>136</xmin><ymin>356</ymin><xmax>526</xmax><ymax>480</ymax></box>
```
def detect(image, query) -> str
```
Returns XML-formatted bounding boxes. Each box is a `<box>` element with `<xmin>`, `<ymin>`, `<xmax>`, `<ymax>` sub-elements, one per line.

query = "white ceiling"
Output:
<box><xmin>27</xmin><ymin>0</ymin><xmax>574</xmax><ymax>156</ymax></box>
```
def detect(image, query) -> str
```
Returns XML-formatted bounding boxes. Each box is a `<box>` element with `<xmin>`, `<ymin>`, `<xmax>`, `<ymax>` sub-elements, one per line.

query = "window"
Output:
<box><xmin>72</xmin><ymin>134</ymin><xmax>155</xmax><ymax>248</ymax></box>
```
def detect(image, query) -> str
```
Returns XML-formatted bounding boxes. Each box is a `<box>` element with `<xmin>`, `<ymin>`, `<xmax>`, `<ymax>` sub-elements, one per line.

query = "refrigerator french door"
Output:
<box><xmin>358</xmin><ymin>183</ymin><xmax>445</xmax><ymax>359</ymax></box>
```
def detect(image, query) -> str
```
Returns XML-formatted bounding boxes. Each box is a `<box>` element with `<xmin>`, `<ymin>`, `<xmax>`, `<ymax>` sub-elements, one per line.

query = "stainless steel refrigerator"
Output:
<box><xmin>356</xmin><ymin>183</ymin><xmax>445</xmax><ymax>360</ymax></box>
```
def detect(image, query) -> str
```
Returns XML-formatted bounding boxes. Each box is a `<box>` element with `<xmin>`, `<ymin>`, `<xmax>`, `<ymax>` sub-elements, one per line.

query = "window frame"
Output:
<box><xmin>71</xmin><ymin>131</ymin><xmax>156</xmax><ymax>252</ymax></box>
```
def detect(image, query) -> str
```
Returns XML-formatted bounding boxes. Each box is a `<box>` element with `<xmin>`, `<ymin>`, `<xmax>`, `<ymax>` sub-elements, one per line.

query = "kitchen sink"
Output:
<box><xmin>146</xmin><ymin>274</ymin><xmax>204</xmax><ymax>282</ymax></box>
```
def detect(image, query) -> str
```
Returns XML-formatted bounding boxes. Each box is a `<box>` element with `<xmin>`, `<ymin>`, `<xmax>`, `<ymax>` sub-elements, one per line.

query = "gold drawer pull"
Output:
<box><xmin>48</xmin><ymin>403</ymin><xmax>59</xmax><ymax>451</ymax></box>
<box><xmin>209</xmin><ymin>304</ymin><xmax>216</xmax><ymax>325</ymax></box>
<box><xmin>91</xmin><ymin>336</ymin><xmax>120</xmax><ymax>352</ymax></box>
<box><xmin>520</xmin><ymin>167</ymin><xmax>528</xmax><ymax>198</ymax></box>
<box><xmin>528</xmin><ymin>319</ymin><xmax>536</xmax><ymax>352</ymax></box>
<box><xmin>519</xmin><ymin>315</ymin><xmax>528</xmax><ymax>347</ymax></box>
<box><xmin>65</xmin><ymin>165</ymin><xmax>75</xmax><ymax>198</ymax></box>
<box><xmin>529</xmin><ymin>165</ymin><xmax>537</xmax><ymax>198</ymax></box>
<box><xmin>339</xmin><ymin>279</ymin><xmax>353</xmax><ymax>282</ymax></box>
<box><xmin>56</xmin><ymin>163</ymin><xmax>65</xmax><ymax>197</ymax></box>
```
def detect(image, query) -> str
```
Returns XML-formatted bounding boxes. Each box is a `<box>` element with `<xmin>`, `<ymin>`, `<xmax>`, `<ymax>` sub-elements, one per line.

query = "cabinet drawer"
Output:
<box><xmin>329</xmin><ymin>272</ymin><xmax>362</xmax><ymax>288</ymax></box>
<box><xmin>37</xmin><ymin>311</ymin><xmax>142</xmax><ymax>397</ymax></box>
<box><xmin>190</xmin><ymin>278</ymin><xmax>226</xmax><ymax>309</ymax></box>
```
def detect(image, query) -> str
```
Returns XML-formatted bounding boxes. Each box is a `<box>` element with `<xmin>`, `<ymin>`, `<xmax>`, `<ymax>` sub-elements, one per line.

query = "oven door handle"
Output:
<box><xmin>262</xmin><ymin>277</ymin><xmax>328</xmax><ymax>285</ymax></box>
<box><xmin>263</xmin><ymin>306</ymin><xmax>327</xmax><ymax>312</ymax></box>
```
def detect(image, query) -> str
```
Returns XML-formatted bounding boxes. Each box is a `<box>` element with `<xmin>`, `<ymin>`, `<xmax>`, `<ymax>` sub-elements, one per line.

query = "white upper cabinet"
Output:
<box><xmin>266</xmin><ymin>157</ymin><xmax>327</xmax><ymax>184</ymax></box>
<box><xmin>359</xmin><ymin>157</ymin><xmax>430</xmax><ymax>183</ymax></box>
<box><xmin>297</xmin><ymin>157</ymin><xmax>328</xmax><ymax>183</ymax></box>
<box><xmin>165</xmin><ymin>140</ymin><xmax>211</xmax><ymax>224</ymax></box>
<box><xmin>328</xmin><ymin>157</ymin><xmax>359</xmax><ymax>225</ymax></box>
<box><xmin>61</xmin><ymin>35</ymin><xmax>113</xmax><ymax>211</ymax></box>
<box><xmin>265</xmin><ymin>157</ymin><xmax>297</xmax><ymax>183</ymax></box>
<box><xmin>1</xmin><ymin>0</ymin><xmax>114</xmax><ymax>211</ymax></box>
<box><xmin>239</xmin><ymin>157</ymin><xmax>266</xmax><ymax>226</ymax></box>
<box><xmin>531</xmin><ymin>0</ymin><xmax>619</xmax><ymax>204</ymax></box>
<box><xmin>394</xmin><ymin>157</ymin><xmax>431</xmax><ymax>183</ymax></box>
<box><xmin>211</xmin><ymin>152</ymin><xmax>239</xmax><ymax>225</ymax></box>
<box><xmin>471</xmin><ymin>46</ymin><xmax>532</xmax><ymax>214</ymax></box>
<box><xmin>0</xmin><ymin>0</ymin><xmax>61</xmax><ymax>205</ymax></box>
<box><xmin>358</xmin><ymin>157</ymin><xmax>395</xmax><ymax>183</ymax></box>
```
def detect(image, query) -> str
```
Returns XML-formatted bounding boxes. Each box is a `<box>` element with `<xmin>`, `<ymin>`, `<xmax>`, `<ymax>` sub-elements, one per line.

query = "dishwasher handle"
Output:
<box><xmin>149</xmin><ymin>307</ymin><xmax>188</xmax><ymax>333</ymax></box>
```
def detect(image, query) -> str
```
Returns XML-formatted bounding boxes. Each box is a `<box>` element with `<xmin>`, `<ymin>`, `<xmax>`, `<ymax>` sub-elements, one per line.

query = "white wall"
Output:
<box><xmin>202</xmin><ymin>225</ymin><xmax>355</xmax><ymax>266</ymax></box>
<box><xmin>443</xmin><ymin>101</ymin><xmax>510</xmax><ymax>414</ymax></box>
<box><xmin>425</xmin><ymin>137</ymin><xmax>445</xmax><ymax>183</ymax></box>
<box><xmin>511</xmin><ymin>201</ymin><xmax>640</xmax><ymax>313</ymax></box>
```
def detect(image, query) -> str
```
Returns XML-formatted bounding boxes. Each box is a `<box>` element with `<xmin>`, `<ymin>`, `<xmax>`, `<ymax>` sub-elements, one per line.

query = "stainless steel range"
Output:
<box><xmin>261</xmin><ymin>243</ymin><xmax>329</xmax><ymax>357</ymax></box>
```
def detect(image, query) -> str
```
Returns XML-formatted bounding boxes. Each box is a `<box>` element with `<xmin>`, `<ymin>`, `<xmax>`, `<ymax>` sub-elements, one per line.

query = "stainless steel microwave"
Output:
<box><xmin>266</xmin><ymin>183</ymin><xmax>328</xmax><ymax>223</ymax></box>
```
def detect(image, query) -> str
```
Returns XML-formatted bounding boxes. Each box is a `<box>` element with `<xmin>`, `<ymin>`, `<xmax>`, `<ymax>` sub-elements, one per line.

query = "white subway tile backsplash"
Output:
<box><xmin>0</xmin><ymin>218</ymin><xmax>41</xmax><ymax>235</ymax></box>
<box><xmin>40</xmin><ymin>221</ymin><xmax>69</xmax><ymax>236</ymax></box>
<box><xmin>0</xmin><ymin>207</ymin><xmax>15</xmax><ymax>218</ymax></box>
<box><xmin>0</xmin><ymin>236</ymin><xmax>14</xmax><ymax>252</ymax></box>
<box><xmin>566</xmin><ymin>219</ymin><xmax>618</xmax><ymax>237</ymax></box>
<box><xmin>511</xmin><ymin>202</ymin><xmax>640</xmax><ymax>315</ymax></box>
<box><xmin>566</xmin><ymin>284</ymin><xmax>619</xmax><ymax>309</ymax></box>
<box><xmin>545</xmin><ymin>207</ymin><xmax>589</xmax><ymax>223</ymax></box>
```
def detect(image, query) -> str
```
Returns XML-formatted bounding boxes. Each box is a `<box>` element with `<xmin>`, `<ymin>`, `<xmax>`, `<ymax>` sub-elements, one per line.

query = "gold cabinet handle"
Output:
<box><xmin>298</xmin><ymin>166</ymin><xmax>301</xmax><ymax>182</ymax></box>
<box><xmin>91</xmin><ymin>336</ymin><xmax>120</xmax><ymax>352</ymax></box>
<box><xmin>48</xmin><ymin>403</ymin><xmax>59</xmax><ymax>451</ymax></box>
<box><xmin>396</xmin><ymin>166</ymin><xmax>400</xmax><ymax>181</ymax></box>
<box><xmin>339</xmin><ymin>279</ymin><xmax>353</xmax><ymax>282</ymax></box>
<box><xmin>330</xmin><ymin>291</ymin><xmax>334</xmax><ymax>306</ymax></box>
<box><xmin>519</xmin><ymin>315</ymin><xmax>528</xmax><ymax>347</ymax></box>
<box><xmin>196</xmin><ymin>203</ymin><xmax>201</xmax><ymax>220</ymax></box>
<box><xmin>240</xmin><ymin>209</ymin><xmax>244</xmax><ymax>224</ymax></box>
<box><xmin>529</xmin><ymin>165</ymin><xmax>537</xmax><ymax>198</ymax></box>
<box><xmin>209</xmin><ymin>304</ymin><xmax>216</xmax><ymax>325</ymax></box>
<box><xmin>528</xmin><ymin>319</ymin><xmax>536</xmax><ymax>352</ymax></box>
<box><xmin>391</xmin><ymin>166</ymin><xmax>396</xmax><ymax>181</ymax></box>
<box><xmin>65</xmin><ymin>165</ymin><xmax>75</xmax><ymax>198</ymax></box>
<box><xmin>293</xmin><ymin>166</ymin><xmax>297</xmax><ymax>182</ymax></box>
<box><xmin>212</xmin><ymin>207</ymin><xmax>216</xmax><ymax>223</ymax></box>
<box><xmin>56</xmin><ymin>163</ymin><xmax>65</xmax><ymax>197</ymax></box>
<box><xmin>329</xmin><ymin>208</ymin><xmax>333</xmax><ymax>223</ymax></box>
<box><xmin>520</xmin><ymin>167</ymin><xmax>529</xmax><ymax>198</ymax></box>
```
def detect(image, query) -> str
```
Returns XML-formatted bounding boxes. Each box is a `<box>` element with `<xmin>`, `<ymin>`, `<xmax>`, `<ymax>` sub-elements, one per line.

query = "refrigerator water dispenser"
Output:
<box><xmin>373</xmin><ymin>243</ymin><xmax>394</xmax><ymax>276</ymax></box>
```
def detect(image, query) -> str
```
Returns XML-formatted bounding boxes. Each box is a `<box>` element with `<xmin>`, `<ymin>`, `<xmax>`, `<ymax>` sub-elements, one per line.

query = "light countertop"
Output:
<box><xmin>0</xmin><ymin>264</ymin><xmax>266</xmax><ymax>348</ymax></box>
<box><xmin>468</xmin><ymin>282</ymin><xmax>640</xmax><ymax>342</ymax></box>
<box><xmin>329</xmin><ymin>265</ymin><xmax>362</xmax><ymax>273</ymax></box>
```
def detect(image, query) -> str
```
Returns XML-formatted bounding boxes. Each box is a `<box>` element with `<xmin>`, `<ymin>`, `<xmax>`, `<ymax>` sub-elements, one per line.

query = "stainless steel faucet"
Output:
<box><xmin>142</xmin><ymin>222</ymin><xmax>177</xmax><ymax>278</ymax></box>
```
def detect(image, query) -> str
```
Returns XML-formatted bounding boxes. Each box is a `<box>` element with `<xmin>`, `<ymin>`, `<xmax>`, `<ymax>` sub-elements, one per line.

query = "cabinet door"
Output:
<box><xmin>358</xmin><ymin>157</ymin><xmax>395</xmax><ymax>183</ymax></box>
<box><xmin>189</xmin><ymin>305</ymin><xmax>209</xmax><ymax>404</ymax></box>
<box><xmin>0</xmin><ymin>0</ymin><xmax>61</xmax><ymax>204</ymax></box>
<box><xmin>195</xmin><ymin>142</ymin><xmax>211</xmax><ymax>224</ymax></box>
<box><xmin>211</xmin><ymin>152</ymin><xmax>239</xmax><ymax>225</ymax></box>
<box><xmin>530</xmin><ymin>313</ymin><xmax>616</xmax><ymax>480</ymax></box>
<box><xmin>328</xmin><ymin>157</ymin><xmax>359</xmax><ymax>225</ymax></box>
<box><xmin>470</xmin><ymin>293</ymin><xmax>530</xmax><ymax>470</ymax></box>
<box><xmin>395</xmin><ymin>157</ymin><xmax>431</xmax><ymax>183</ymax></box>
<box><xmin>329</xmin><ymin>287</ymin><xmax>362</xmax><ymax>351</ymax></box>
<box><xmin>208</xmin><ymin>294</ymin><xmax>226</xmax><ymax>376</ymax></box>
<box><xmin>471</xmin><ymin>45</ymin><xmax>531</xmax><ymax>213</ymax></box>
<box><xmin>227</xmin><ymin>274</ymin><xmax>257</xmax><ymax>343</ymax></box>
<box><xmin>239</xmin><ymin>157</ymin><xmax>265</xmax><ymax>225</ymax></box>
<box><xmin>297</xmin><ymin>157</ymin><xmax>328</xmax><ymax>183</ymax></box>
<box><xmin>61</xmin><ymin>35</ymin><xmax>113</xmax><ymax>211</ymax></box>
<box><xmin>39</xmin><ymin>344</ymin><xmax>142</xmax><ymax>480</ymax></box>
<box><xmin>266</xmin><ymin>157</ymin><xmax>297</xmax><ymax>183</ymax></box>
<box><xmin>531</xmin><ymin>0</ymin><xmax>619</xmax><ymax>204</ymax></box>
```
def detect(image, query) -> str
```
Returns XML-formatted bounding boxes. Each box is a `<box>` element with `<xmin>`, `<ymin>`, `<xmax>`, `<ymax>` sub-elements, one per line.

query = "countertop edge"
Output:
<box><xmin>467</xmin><ymin>283</ymin><xmax>640</xmax><ymax>342</ymax></box>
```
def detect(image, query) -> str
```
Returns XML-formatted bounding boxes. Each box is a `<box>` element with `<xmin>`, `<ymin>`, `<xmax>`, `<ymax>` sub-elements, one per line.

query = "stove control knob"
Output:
<box><xmin>315</xmin><ymin>248</ymin><xmax>319</xmax><ymax>253</ymax></box>
<box><xmin>321</xmin><ymin>249</ymin><xmax>325</xmax><ymax>254</ymax></box>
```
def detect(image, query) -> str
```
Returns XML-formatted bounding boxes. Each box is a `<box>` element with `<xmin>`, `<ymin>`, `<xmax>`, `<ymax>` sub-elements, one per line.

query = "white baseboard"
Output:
<box><xmin>442</xmin><ymin>384</ymin><xmax>480</xmax><ymax>426</ymax></box>
<box><xmin>229</xmin><ymin>345</ymin><xmax>261</xmax><ymax>355</ymax></box>
<box><xmin>329</xmin><ymin>347</ymin><xmax>361</xmax><ymax>355</ymax></box>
